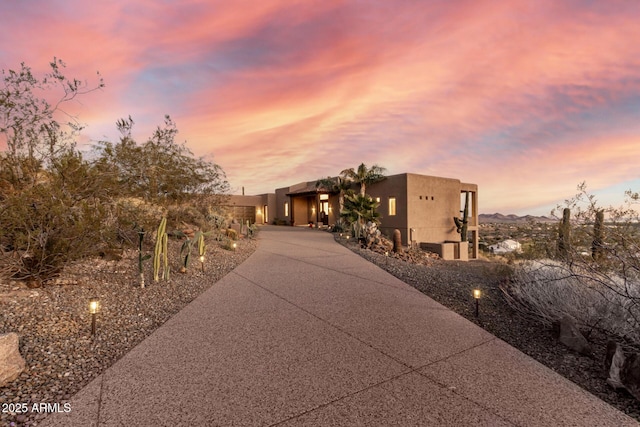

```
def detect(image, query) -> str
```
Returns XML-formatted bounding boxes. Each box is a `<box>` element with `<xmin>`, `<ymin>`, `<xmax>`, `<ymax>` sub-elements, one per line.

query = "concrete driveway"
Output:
<box><xmin>42</xmin><ymin>226</ymin><xmax>637</xmax><ymax>426</ymax></box>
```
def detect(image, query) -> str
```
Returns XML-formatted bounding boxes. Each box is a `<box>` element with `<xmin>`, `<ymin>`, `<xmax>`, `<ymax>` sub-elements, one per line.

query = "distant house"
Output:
<box><xmin>223</xmin><ymin>172</ymin><xmax>478</xmax><ymax>260</ymax></box>
<box><xmin>488</xmin><ymin>239</ymin><xmax>522</xmax><ymax>254</ymax></box>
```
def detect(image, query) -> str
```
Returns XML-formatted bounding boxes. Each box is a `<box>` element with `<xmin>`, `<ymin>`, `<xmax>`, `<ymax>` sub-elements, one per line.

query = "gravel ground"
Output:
<box><xmin>340</xmin><ymin>236</ymin><xmax>640</xmax><ymax>422</ymax></box>
<box><xmin>0</xmin><ymin>237</ymin><xmax>257</xmax><ymax>427</ymax></box>
<box><xmin>3</xmin><ymin>230</ymin><xmax>640</xmax><ymax>425</ymax></box>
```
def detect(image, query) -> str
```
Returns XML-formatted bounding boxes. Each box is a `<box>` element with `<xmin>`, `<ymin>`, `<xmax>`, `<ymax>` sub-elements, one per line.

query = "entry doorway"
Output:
<box><xmin>319</xmin><ymin>200</ymin><xmax>329</xmax><ymax>225</ymax></box>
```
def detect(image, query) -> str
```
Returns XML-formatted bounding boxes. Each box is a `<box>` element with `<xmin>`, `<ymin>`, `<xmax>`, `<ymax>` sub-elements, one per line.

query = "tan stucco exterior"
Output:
<box><xmin>226</xmin><ymin>172</ymin><xmax>478</xmax><ymax>260</ymax></box>
<box><xmin>366</xmin><ymin>173</ymin><xmax>478</xmax><ymax>259</ymax></box>
<box><xmin>226</xmin><ymin>194</ymin><xmax>276</xmax><ymax>225</ymax></box>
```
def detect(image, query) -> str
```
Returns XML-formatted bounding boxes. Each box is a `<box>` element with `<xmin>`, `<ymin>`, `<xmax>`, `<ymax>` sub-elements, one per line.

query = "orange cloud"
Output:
<box><xmin>2</xmin><ymin>0</ymin><xmax>640</xmax><ymax>214</ymax></box>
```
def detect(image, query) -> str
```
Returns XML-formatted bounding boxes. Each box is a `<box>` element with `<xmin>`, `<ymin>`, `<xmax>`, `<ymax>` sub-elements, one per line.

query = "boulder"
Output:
<box><xmin>0</xmin><ymin>332</ymin><xmax>26</xmax><ymax>386</ymax></box>
<box><xmin>551</xmin><ymin>315</ymin><xmax>593</xmax><ymax>356</ymax></box>
<box><xmin>605</xmin><ymin>340</ymin><xmax>625</xmax><ymax>389</ymax></box>
<box><xmin>605</xmin><ymin>341</ymin><xmax>640</xmax><ymax>401</ymax></box>
<box><xmin>622</xmin><ymin>353</ymin><xmax>640</xmax><ymax>401</ymax></box>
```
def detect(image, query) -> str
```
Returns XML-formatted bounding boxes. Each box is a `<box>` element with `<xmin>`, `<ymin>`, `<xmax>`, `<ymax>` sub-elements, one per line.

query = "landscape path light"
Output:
<box><xmin>89</xmin><ymin>297</ymin><xmax>100</xmax><ymax>336</ymax></box>
<box><xmin>473</xmin><ymin>289</ymin><xmax>481</xmax><ymax>317</ymax></box>
<box><xmin>199</xmin><ymin>255</ymin><xmax>205</xmax><ymax>272</ymax></box>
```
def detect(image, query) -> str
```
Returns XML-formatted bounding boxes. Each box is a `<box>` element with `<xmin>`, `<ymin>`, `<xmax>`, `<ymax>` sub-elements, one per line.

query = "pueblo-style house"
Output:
<box><xmin>225</xmin><ymin>173</ymin><xmax>478</xmax><ymax>261</ymax></box>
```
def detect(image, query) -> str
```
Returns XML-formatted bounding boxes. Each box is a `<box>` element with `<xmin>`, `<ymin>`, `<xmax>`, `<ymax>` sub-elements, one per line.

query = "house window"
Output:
<box><xmin>284</xmin><ymin>202</ymin><xmax>289</xmax><ymax>217</ymax></box>
<box><xmin>319</xmin><ymin>194</ymin><xmax>329</xmax><ymax>200</ymax></box>
<box><xmin>388</xmin><ymin>197</ymin><xmax>396</xmax><ymax>216</ymax></box>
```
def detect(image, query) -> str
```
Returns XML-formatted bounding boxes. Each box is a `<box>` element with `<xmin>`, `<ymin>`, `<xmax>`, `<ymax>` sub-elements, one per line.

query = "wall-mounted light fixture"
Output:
<box><xmin>89</xmin><ymin>297</ymin><xmax>100</xmax><ymax>335</ymax></box>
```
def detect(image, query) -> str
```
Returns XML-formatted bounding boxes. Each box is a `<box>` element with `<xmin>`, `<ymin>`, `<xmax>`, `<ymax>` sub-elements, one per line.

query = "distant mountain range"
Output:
<box><xmin>479</xmin><ymin>213</ymin><xmax>556</xmax><ymax>223</ymax></box>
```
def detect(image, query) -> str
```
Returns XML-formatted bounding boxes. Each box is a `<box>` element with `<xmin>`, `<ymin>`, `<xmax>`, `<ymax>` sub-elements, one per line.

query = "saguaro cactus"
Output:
<box><xmin>557</xmin><ymin>208</ymin><xmax>571</xmax><ymax>258</ymax></box>
<box><xmin>153</xmin><ymin>217</ymin><xmax>170</xmax><ymax>281</ymax></box>
<box><xmin>454</xmin><ymin>191</ymin><xmax>469</xmax><ymax>242</ymax></box>
<box><xmin>393</xmin><ymin>229</ymin><xmax>402</xmax><ymax>253</ymax></box>
<box><xmin>592</xmin><ymin>209</ymin><xmax>604</xmax><ymax>261</ymax></box>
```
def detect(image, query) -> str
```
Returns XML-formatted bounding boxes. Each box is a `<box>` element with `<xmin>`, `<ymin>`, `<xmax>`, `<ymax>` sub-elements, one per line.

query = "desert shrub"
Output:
<box><xmin>221</xmin><ymin>237</ymin><xmax>237</xmax><ymax>251</ymax></box>
<box><xmin>94</xmin><ymin>115</ymin><xmax>230</xmax><ymax>204</ymax></box>
<box><xmin>226</xmin><ymin>228</ymin><xmax>238</xmax><ymax>240</ymax></box>
<box><xmin>502</xmin><ymin>183</ymin><xmax>640</xmax><ymax>345</ymax></box>
<box><xmin>166</xmin><ymin>205</ymin><xmax>206</xmax><ymax>232</ymax></box>
<box><xmin>0</xmin><ymin>59</ymin><xmax>231</xmax><ymax>282</ymax></box>
<box><xmin>331</xmin><ymin>218</ymin><xmax>348</xmax><ymax>233</ymax></box>
<box><xmin>0</xmin><ymin>179</ymin><xmax>109</xmax><ymax>281</ymax></box>
<box><xmin>504</xmin><ymin>260</ymin><xmax>640</xmax><ymax>344</ymax></box>
<box><xmin>272</xmin><ymin>218</ymin><xmax>288</xmax><ymax>226</ymax></box>
<box><xmin>108</xmin><ymin>197</ymin><xmax>166</xmax><ymax>246</ymax></box>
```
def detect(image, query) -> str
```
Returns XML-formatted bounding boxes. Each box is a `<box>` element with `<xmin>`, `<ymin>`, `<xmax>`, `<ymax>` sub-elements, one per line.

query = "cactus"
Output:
<box><xmin>557</xmin><ymin>208</ymin><xmax>571</xmax><ymax>258</ymax></box>
<box><xmin>454</xmin><ymin>191</ymin><xmax>469</xmax><ymax>242</ymax></box>
<box><xmin>197</xmin><ymin>232</ymin><xmax>206</xmax><ymax>272</ymax></box>
<box><xmin>153</xmin><ymin>217</ymin><xmax>170</xmax><ymax>281</ymax></box>
<box><xmin>137</xmin><ymin>226</ymin><xmax>152</xmax><ymax>288</ymax></box>
<box><xmin>592</xmin><ymin>209</ymin><xmax>604</xmax><ymax>261</ymax></box>
<box><xmin>180</xmin><ymin>238</ymin><xmax>193</xmax><ymax>272</ymax></box>
<box><xmin>197</xmin><ymin>232</ymin><xmax>205</xmax><ymax>256</ymax></box>
<box><xmin>393</xmin><ymin>229</ymin><xmax>402</xmax><ymax>253</ymax></box>
<box><xmin>179</xmin><ymin>231</ymin><xmax>206</xmax><ymax>273</ymax></box>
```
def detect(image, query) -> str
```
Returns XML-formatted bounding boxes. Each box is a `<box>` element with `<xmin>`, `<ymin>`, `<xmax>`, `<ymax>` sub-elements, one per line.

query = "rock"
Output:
<box><xmin>605</xmin><ymin>340</ymin><xmax>625</xmax><ymax>389</ymax></box>
<box><xmin>551</xmin><ymin>315</ymin><xmax>593</xmax><ymax>356</ymax></box>
<box><xmin>605</xmin><ymin>341</ymin><xmax>640</xmax><ymax>401</ymax></box>
<box><xmin>622</xmin><ymin>353</ymin><xmax>640</xmax><ymax>401</ymax></box>
<box><xmin>99</xmin><ymin>248</ymin><xmax>123</xmax><ymax>261</ymax></box>
<box><xmin>0</xmin><ymin>332</ymin><xmax>26</xmax><ymax>386</ymax></box>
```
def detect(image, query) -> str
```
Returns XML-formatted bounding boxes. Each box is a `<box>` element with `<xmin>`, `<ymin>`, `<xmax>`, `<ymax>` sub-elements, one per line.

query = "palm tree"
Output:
<box><xmin>315</xmin><ymin>176</ymin><xmax>352</xmax><ymax>212</ymax></box>
<box><xmin>341</xmin><ymin>193</ymin><xmax>381</xmax><ymax>239</ymax></box>
<box><xmin>340</xmin><ymin>163</ymin><xmax>386</xmax><ymax>196</ymax></box>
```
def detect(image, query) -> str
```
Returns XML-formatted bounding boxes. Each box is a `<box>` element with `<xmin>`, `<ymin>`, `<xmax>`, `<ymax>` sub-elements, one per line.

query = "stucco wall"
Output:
<box><xmin>406</xmin><ymin>173</ymin><xmax>462</xmax><ymax>244</ymax></box>
<box><xmin>271</xmin><ymin>174</ymin><xmax>477</xmax><ymax>258</ymax></box>
<box><xmin>226</xmin><ymin>194</ymin><xmax>276</xmax><ymax>224</ymax></box>
<box><xmin>274</xmin><ymin>188</ymin><xmax>291</xmax><ymax>223</ymax></box>
<box><xmin>367</xmin><ymin>174</ymin><xmax>409</xmax><ymax>243</ymax></box>
<box><xmin>366</xmin><ymin>173</ymin><xmax>478</xmax><ymax>248</ymax></box>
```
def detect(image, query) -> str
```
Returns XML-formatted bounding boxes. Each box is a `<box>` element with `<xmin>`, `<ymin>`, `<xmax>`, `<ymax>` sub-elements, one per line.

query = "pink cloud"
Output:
<box><xmin>2</xmin><ymin>0</ymin><xmax>640</xmax><ymax>213</ymax></box>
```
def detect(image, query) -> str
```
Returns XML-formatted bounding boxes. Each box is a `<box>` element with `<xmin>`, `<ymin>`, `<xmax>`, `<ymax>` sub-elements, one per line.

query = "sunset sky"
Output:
<box><xmin>2</xmin><ymin>0</ymin><xmax>639</xmax><ymax>215</ymax></box>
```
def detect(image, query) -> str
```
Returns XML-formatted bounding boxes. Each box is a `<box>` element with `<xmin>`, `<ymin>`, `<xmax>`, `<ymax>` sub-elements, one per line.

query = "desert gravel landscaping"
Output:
<box><xmin>3</xmin><ymin>229</ymin><xmax>640</xmax><ymax>425</ymax></box>
<box><xmin>0</xmin><ymin>238</ymin><xmax>257</xmax><ymax>426</ymax></box>
<box><xmin>339</xmin><ymin>236</ymin><xmax>640</xmax><ymax>422</ymax></box>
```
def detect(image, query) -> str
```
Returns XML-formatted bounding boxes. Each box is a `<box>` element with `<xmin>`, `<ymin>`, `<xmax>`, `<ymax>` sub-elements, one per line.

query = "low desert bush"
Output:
<box><xmin>166</xmin><ymin>205</ymin><xmax>206</xmax><ymax>231</ymax></box>
<box><xmin>0</xmin><ymin>182</ymin><xmax>109</xmax><ymax>281</ymax></box>
<box><xmin>226</xmin><ymin>228</ymin><xmax>238</xmax><ymax>240</ymax></box>
<box><xmin>503</xmin><ymin>259</ymin><xmax>640</xmax><ymax>344</ymax></box>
